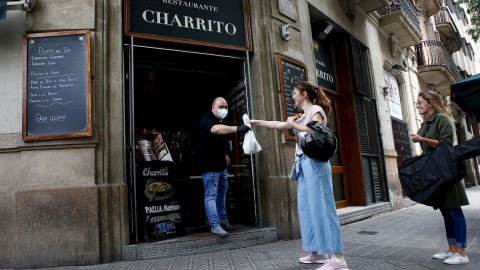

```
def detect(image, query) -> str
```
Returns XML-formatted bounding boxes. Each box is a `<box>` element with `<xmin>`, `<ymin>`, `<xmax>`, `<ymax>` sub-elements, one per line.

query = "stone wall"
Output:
<box><xmin>0</xmin><ymin>0</ymin><xmax>127</xmax><ymax>268</ymax></box>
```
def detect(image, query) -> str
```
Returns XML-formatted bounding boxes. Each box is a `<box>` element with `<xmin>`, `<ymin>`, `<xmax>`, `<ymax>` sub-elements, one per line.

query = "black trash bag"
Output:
<box><xmin>301</xmin><ymin>121</ymin><xmax>337</xmax><ymax>162</ymax></box>
<box><xmin>399</xmin><ymin>136</ymin><xmax>480</xmax><ymax>208</ymax></box>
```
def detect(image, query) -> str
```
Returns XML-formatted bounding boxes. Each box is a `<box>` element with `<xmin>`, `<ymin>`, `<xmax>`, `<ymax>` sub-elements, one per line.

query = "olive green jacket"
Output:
<box><xmin>417</xmin><ymin>113</ymin><xmax>469</xmax><ymax>209</ymax></box>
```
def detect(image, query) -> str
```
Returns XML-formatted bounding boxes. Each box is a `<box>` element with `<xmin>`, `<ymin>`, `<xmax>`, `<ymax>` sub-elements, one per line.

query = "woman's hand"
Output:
<box><xmin>250</xmin><ymin>119</ymin><xmax>259</xmax><ymax>127</ymax></box>
<box><xmin>410</xmin><ymin>133</ymin><xmax>423</xmax><ymax>143</ymax></box>
<box><xmin>286</xmin><ymin>116</ymin><xmax>296</xmax><ymax>127</ymax></box>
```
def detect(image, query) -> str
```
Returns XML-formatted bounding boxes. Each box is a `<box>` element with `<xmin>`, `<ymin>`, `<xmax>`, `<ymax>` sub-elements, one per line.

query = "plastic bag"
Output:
<box><xmin>242</xmin><ymin>114</ymin><xmax>262</xmax><ymax>155</ymax></box>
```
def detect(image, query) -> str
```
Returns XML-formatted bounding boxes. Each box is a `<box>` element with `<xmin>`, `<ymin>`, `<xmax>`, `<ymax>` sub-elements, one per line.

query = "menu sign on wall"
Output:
<box><xmin>277</xmin><ymin>55</ymin><xmax>308</xmax><ymax>140</ymax></box>
<box><xmin>125</xmin><ymin>0</ymin><xmax>253</xmax><ymax>51</ymax></box>
<box><xmin>23</xmin><ymin>30</ymin><xmax>92</xmax><ymax>141</ymax></box>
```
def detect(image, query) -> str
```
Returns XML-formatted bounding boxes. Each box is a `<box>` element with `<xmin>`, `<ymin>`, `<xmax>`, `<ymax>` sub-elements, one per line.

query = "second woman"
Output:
<box><xmin>250</xmin><ymin>81</ymin><xmax>348</xmax><ymax>270</ymax></box>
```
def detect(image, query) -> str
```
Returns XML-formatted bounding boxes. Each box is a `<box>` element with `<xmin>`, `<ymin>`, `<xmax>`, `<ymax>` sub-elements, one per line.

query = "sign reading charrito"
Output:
<box><xmin>125</xmin><ymin>0</ymin><xmax>252</xmax><ymax>51</ymax></box>
<box><xmin>313</xmin><ymin>40</ymin><xmax>336</xmax><ymax>91</ymax></box>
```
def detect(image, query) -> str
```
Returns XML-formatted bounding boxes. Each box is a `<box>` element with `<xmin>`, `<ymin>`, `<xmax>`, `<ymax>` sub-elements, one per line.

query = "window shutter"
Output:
<box><xmin>351</xmin><ymin>36</ymin><xmax>368</xmax><ymax>96</ymax></box>
<box><xmin>354</xmin><ymin>93</ymin><xmax>369</xmax><ymax>153</ymax></box>
<box><xmin>425</xmin><ymin>23</ymin><xmax>436</xmax><ymax>40</ymax></box>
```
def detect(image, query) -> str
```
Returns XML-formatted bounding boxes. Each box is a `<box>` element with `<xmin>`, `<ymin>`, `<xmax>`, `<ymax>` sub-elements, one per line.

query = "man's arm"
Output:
<box><xmin>211</xmin><ymin>124</ymin><xmax>250</xmax><ymax>135</ymax></box>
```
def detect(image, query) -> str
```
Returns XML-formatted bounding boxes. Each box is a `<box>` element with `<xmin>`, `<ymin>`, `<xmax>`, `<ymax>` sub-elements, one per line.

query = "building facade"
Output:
<box><xmin>0</xmin><ymin>0</ymin><xmax>479</xmax><ymax>268</ymax></box>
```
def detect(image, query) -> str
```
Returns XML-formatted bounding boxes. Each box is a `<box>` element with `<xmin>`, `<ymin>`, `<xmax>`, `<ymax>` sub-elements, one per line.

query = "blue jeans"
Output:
<box><xmin>201</xmin><ymin>170</ymin><xmax>228</xmax><ymax>228</ymax></box>
<box><xmin>440</xmin><ymin>208</ymin><xmax>467</xmax><ymax>248</ymax></box>
<box><xmin>295</xmin><ymin>154</ymin><xmax>343</xmax><ymax>254</ymax></box>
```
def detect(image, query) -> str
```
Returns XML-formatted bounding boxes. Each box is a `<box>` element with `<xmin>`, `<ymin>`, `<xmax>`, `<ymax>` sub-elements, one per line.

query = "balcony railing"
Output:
<box><xmin>434</xmin><ymin>7</ymin><xmax>462</xmax><ymax>50</ymax></box>
<box><xmin>415</xmin><ymin>40</ymin><xmax>463</xmax><ymax>82</ymax></box>
<box><xmin>377</xmin><ymin>0</ymin><xmax>421</xmax><ymax>34</ymax></box>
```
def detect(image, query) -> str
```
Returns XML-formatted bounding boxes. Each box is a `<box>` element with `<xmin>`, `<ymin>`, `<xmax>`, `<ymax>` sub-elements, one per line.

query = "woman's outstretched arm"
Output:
<box><xmin>250</xmin><ymin>119</ymin><xmax>289</xmax><ymax>130</ymax></box>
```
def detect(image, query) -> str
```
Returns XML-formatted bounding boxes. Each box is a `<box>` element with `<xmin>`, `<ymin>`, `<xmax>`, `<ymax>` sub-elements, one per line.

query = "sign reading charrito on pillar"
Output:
<box><xmin>23</xmin><ymin>30</ymin><xmax>92</xmax><ymax>141</ymax></box>
<box><xmin>125</xmin><ymin>0</ymin><xmax>253</xmax><ymax>51</ymax></box>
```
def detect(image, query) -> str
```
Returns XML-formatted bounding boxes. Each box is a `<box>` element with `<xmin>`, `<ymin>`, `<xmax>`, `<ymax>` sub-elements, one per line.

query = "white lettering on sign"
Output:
<box><xmin>143</xmin><ymin>167</ymin><xmax>169</xmax><ymax>177</ymax></box>
<box><xmin>161</xmin><ymin>0</ymin><xmax>218</xmax><ymax>12</ymax></box>
<box><xmin>34</xmin><ymin>113</ymin><xmax>68</xmax><ymax>124</ymax></box>
<box><xmin>316</xmin><ymin>69</ymin><xmax>334</xmax><ymax>83</ymax></box>
<box><xmin>142</xmin><ymin>10</ymin><xmax>237</xmax><ymax>35</ymax></box>
<box><xmin>144</xmin><ymin>204</ymin><xmax>180</xmax><ymax>214</ymax></box>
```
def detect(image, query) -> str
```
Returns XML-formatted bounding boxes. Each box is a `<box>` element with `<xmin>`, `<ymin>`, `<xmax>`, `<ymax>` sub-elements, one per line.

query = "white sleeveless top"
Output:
<box><xmin>294</xmin><ymin>105</ymin><xmax>327</xmax><ymax>156</ymax></box>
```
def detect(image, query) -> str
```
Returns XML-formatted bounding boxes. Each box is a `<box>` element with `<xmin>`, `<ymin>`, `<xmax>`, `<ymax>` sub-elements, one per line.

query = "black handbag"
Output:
<box><xmin>300</xmin><ymin>121</ymin><xmax>337</xmax><ymax>162</ymax></box>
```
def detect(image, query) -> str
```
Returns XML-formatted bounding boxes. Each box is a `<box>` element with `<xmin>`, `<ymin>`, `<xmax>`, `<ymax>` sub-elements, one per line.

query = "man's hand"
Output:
<box><xmin>225</xmin><ymin>155</ymin><xmax>230</xmax><ymax>166</ymax></box>
<box><xmin>237</xmin><ymin>125</ymin><xmax>252</xmax><ymax>134</ymax></box>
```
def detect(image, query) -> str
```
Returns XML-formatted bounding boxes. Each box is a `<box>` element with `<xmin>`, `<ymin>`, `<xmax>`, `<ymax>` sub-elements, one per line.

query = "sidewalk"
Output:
<box><xmin>31</xmin><ymin>186</ymin><xmax>480</xmax><ymax>270</ymax></box>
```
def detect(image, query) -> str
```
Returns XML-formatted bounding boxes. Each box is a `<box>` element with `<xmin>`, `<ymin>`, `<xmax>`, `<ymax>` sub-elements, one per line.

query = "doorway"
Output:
<box><xmin>124</xmin><ymin>44</ymin><xmax>258</xmax><ymax>243</ymax></box>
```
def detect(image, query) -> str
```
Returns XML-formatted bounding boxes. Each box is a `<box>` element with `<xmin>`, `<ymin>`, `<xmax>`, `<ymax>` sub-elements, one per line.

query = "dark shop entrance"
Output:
<box><xmin>124</xmin><ymin>43</ymin><xmax>259</xmax><ymax>243</ymax></box>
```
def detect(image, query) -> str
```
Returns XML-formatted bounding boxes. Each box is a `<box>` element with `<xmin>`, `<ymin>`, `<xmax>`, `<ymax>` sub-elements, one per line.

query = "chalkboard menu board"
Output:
<box><xmin>277</xmin><ymin>55</ymin><xmax>308</xmax><ymax>140</ymax></box>
<box><xmin>136</xmin><ymin>162</ymin><xmax>185</xmax><ymax>242</ymax></box>
<box><xmin>23</xmin><ymin>30</ymin><xmax>92</xmax><ymax>141</ymax></box>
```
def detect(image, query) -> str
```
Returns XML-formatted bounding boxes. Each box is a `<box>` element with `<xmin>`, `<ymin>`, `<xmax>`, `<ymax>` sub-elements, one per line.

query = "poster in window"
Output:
<box><xmin>384</xmin><ymin>71</ymin><xmax>403</xmax><ymax>120</ymax></box>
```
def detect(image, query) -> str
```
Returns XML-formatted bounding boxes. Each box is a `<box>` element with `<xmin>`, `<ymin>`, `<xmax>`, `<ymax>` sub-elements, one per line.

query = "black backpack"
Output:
<box><xmin>300</xmin><ymin>121</ymin><xmax>337</xmax><ymax>162</ymax></box>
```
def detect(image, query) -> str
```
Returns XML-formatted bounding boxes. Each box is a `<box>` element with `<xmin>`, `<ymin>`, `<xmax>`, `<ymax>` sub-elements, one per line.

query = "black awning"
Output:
<box><xmin>0</xmin><ymin>0</ymin><xmax>6</xmax><ymax>21</ymax></box>
<box><xmin>451</xmin><ymin>73</ymin><xmax>480</xmax><ymax>119</ymax></box>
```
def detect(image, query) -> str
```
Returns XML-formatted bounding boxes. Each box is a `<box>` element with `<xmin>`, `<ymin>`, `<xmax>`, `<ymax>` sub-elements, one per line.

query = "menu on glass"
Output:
<box><xmin>277</xmin><ymin>55</ymin><xmax>308</xmax><ymax>140</ymax></box>
<box><xmin>136</xmin><ymin>162</ymin><xmax>185</xmax><ymax>242</ymax></box>
<box><xmin>23</xmin><ymin>30</ymin><xmax>92</xmax><ymax>141</ymax></box>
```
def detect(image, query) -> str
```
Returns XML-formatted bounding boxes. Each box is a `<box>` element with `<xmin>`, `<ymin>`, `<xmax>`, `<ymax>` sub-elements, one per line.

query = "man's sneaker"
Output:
<box><xmin>432</xmin><ymin>250</ymin><xmax>453</xmax><ymax>260</ymax></box>
<box><xmin>219</xmin><ymin>219</ymin><xmax>234</xmax><ymax>231</ymax></box>
<box><xmin>211</xmin><ymin>226</ymin><xmax>228</xmax><ymax>238</ymax></box>
<box><xmin>299</xmin><ymin>253</ymin><xmax>328</xmax><ymax>264</ymax></box>
<box><xmin>316</xmin><ymin>257</ymin><xmax>348</xmax><ymax>270</ymax></box>
<box><xmin>443</xmin><ymin>253</ymin><xmax>469</xmax><ymax>265</ymax></box>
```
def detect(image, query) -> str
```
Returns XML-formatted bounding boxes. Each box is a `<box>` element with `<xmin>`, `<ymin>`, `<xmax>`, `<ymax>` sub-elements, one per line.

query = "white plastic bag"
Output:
<box><xmin>242</xmin><ymin>114</ymin><xmax>262</xmax><ymax>155</ymax></box>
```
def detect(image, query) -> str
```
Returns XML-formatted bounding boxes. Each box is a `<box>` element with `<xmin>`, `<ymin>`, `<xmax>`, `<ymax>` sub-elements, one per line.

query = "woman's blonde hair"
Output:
<box><xmin>418</xmin><ymin>91</ymin><xmax>457</xmax><ymax>143</ymax></box>
<box><xmin>418</xmin><ymin>91</ymin><xmax>451</xmax><ymax>121</ymax></box>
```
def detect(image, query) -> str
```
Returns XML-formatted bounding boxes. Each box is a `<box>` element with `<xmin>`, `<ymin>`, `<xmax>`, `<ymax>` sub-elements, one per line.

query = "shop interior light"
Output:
<box><xmin>317</xmin><ymin>21</ymin><xmax>333</xmax><ymax>40</ymax></box>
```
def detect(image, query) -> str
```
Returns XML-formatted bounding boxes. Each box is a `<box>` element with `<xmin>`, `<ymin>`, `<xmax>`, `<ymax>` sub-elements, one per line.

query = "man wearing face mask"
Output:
<box><xmin>196</xmin><ymin>97</ymin><xmax>251</xmax><ymax>238</ymax></box>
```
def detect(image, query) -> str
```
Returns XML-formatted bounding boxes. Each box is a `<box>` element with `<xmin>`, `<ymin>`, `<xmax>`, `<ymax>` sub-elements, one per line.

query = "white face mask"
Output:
<box><xmin>216</xmin><ymin>108</ymin><xmax>228</xmax><ymax>119</ymax></box>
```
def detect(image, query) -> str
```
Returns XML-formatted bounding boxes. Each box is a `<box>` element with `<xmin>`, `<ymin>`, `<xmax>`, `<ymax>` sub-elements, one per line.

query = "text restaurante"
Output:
<box><xmin>162</xmin><ymin>0</ymin><xmax>218</xmax><ymax>12</ymax></box>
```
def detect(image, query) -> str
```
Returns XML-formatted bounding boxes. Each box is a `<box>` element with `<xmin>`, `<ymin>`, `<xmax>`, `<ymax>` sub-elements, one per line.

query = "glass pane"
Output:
<box><xmin>327</xmin><ymin>100</ymin><xmax>342</xmax><ymax>166</ymax></box>
<box><xmin>332</xmin><ymin>173</ymin><xmax>345</xmax><ymax>201</ymax></box>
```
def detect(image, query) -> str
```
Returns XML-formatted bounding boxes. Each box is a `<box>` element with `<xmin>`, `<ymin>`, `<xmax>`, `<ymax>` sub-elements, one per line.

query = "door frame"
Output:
<box><xmin>123</xmin><ymin>37</ymin><xmax>260</xmax><ymax>243</ymax></box>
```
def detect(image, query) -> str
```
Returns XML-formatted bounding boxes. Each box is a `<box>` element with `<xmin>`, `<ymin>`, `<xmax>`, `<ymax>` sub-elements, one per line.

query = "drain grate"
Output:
<box><xmin>357</xmin><ymin>231</ymin><xmax>379</xmax><ymax>235</ymax></box>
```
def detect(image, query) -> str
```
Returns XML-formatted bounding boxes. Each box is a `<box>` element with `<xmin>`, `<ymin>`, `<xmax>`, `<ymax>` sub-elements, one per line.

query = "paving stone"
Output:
<box><xmin>23</xmin><ymin>186</ymin><xmax>480</xmax><ymax>270</ymax></box>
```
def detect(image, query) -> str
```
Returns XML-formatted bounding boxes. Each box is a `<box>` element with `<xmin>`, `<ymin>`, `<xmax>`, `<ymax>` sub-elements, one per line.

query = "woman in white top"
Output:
<box><xmin>250</xmin><ymin>81</ymin><xmax>347</xmax><ymax>270</ymax></box>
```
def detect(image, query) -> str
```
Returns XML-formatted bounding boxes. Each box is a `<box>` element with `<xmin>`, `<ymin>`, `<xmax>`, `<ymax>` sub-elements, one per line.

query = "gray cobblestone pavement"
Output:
<box><xmin>27</xmin><ymin>186</ymin><xmax>480</xmax><ymax>270</ymax></box>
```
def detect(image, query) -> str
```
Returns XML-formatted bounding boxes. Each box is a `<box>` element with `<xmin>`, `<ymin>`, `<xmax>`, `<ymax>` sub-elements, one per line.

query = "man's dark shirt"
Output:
<box><xmin>196</xmin><ymin>111</ymin><xmax>229</xmax><ymax>174</ymax></box>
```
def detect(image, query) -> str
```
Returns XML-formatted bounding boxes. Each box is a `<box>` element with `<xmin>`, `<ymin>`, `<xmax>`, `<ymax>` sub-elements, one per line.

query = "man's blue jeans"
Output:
<box><xmin>201</xmin><ymin>170</ymin><xmax>228</xmax><ymax>228</ymax></box>
<box><xmin>440</xmin><ymin>208</ymin><xmax>467</xmax><ymax>248</ymax></box>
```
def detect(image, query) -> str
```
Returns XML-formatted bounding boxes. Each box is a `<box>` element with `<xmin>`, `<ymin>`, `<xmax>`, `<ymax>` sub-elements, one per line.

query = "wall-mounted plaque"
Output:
<box><xmin>278</xmin><ymin>0</ymin><xmax>297</xmax><ymax>21</ymax></box>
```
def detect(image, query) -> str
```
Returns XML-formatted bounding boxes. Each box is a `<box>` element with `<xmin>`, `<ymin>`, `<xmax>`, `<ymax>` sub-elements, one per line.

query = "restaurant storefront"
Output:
<box><xmin>0</xmin><ymin>0</ymin><xmax>399</xmax><ymax>268</ymax></box>
<box><xmin>123</xmin><ymin>0</ymin><xmax>259</xmax><ymax>243</ymax></box>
